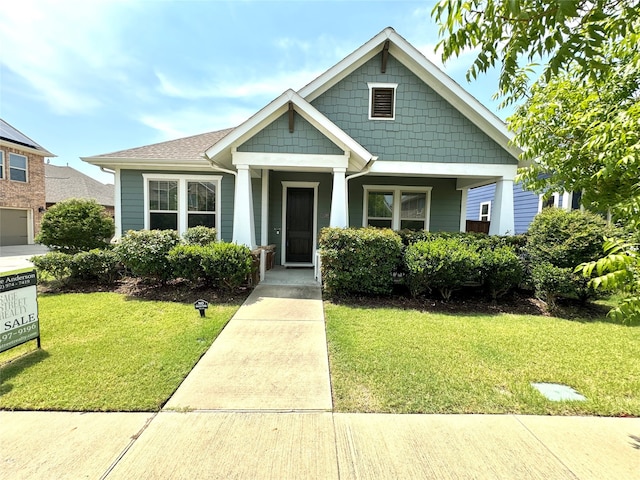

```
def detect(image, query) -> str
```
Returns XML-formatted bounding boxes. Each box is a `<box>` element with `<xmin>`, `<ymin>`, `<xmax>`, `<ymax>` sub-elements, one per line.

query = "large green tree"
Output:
<box><xmin>432</xmin><ymin>1</ymin><xmax>640</xmax><ymax>320</ymax></box>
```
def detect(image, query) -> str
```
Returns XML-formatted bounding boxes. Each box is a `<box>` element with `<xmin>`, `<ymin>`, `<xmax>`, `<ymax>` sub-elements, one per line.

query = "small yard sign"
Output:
<box><xmin>0</xmin><ymin>270</ymin><xmax>40</xmax><ymax>353</ymax></box>
<box><xmin>194</xmin><ymin>299</ymin><xmax>209</xmax><ymax>317</ymax></box>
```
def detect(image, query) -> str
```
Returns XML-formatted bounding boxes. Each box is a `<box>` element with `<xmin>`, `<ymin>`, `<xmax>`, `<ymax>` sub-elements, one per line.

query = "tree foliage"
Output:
<box><xmin>36</xmin><ymin>198</ymin><xmax>115</xmax><ymax>253</ymax></box>
<box><xmin>433</xmin><ymin>0</ymin><xmax>640</xmax><ymax>100</ymax></box>
<box><xmin>576</xmin><ymin>238</ymin><xmax>640</xmax><ymax>322</ymax></box>
<box><xmin>511</xmin><ymin>39</ymin><xmax>640</xmax><ymax>219</ymax></box>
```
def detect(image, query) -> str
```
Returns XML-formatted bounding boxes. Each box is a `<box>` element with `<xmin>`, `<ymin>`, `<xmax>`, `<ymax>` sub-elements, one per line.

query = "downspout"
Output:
<box><xmin>100</xmin><ymin>166</ymin><xmax>115</xmax><ymax>176</ymax></box>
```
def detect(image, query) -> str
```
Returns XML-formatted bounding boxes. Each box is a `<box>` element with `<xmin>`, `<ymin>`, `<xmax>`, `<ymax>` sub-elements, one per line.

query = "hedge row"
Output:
<box><xmin>319</xmin><ymin>209</ymin><xmax>611</xmax><ymax>304</ymax></box>
<box><xmin>32</xmin><ymin>227</ymin><xmax>253</xmax><ymax>291</ymax></box>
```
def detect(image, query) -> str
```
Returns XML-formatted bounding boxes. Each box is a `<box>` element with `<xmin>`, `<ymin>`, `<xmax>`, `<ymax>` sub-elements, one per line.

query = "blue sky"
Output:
<box><xmin>0</xmin><ymin>0</ymin><xmax>510</xmax><ymax>185</ymax></box>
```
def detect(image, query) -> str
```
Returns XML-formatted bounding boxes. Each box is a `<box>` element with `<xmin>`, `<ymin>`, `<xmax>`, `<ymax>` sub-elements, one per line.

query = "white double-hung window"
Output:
<box><xmin>143</xmin><ymin>174</ymin><xmax>221</xmax><ymax>235</ymax></box>
<box><xmin>364</xmin><ymin>185</ymin><xmax>431</xmax><ymax>231</ymax></box>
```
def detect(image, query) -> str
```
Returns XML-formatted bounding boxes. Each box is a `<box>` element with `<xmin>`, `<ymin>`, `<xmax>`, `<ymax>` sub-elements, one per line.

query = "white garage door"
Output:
<box><xmin>0</xmin><ymin>208</ymin><xmax>29</xmax><ymax>246</ymax></box>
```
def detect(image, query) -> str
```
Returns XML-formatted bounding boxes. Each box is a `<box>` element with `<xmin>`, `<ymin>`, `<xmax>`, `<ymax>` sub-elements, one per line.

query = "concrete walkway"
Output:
<box><xmin>1</xmin><ymin>268</ymin><xmax>639</xmax><ymax>479</ymax></box>
<box><xmin>0</xmin><ymin>244</ymin><xmax>49</xmax><ymax>273</ymax></box>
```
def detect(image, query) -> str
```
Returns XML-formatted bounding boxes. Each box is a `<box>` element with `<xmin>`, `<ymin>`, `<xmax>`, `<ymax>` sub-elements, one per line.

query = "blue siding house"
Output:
<box><xmin>466</xmin><ymin>182</ymin><xmax>576</xmax><ymax>234</ymax></box>
<box><xmin>84</xmin><ymin>28</ymin><xmax>522</xmax><ymax>268</ymax></box>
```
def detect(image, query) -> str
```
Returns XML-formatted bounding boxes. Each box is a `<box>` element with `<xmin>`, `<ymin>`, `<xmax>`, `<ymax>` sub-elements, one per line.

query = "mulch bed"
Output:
<box><xmin>38</xmin><ymin>277</ymin><xmax>611</xmax><ymax>320</ymax></box>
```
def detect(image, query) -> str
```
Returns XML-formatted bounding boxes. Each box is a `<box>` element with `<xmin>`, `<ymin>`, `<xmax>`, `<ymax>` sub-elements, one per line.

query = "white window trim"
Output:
<box><xmin>363</xmin><ymin>185</ymin><xmax>432</xmax><ymax>230</ymax></box>
<box><xmin>8</xmin><ymin>152</ymin><xmax>28</xmax><ymax>183</ymax></box>
<box><xmin>142</xmin><ymin>173</ymin><xmax>222</xmax><ymax>237</ymax></box>
<box><xmin>368</xmin><ymin>82</ymin><xmax>398</xmax><ymax>120</ymax></box>
<box><xmin>281</xmin><ymin>181</ymin><xmax>319</xmax><ymax>267</ymax></box>
<box><xmin>479</xmin><ymin>201</ymin><xmax>491</xmax><ymax>222</ymax></box>
<box><xmin>537</xmin><ymin>192</ymin><xmax>560</xmax><ymax>213</ymax></box>
<box><xmin>0</xmin><ymin>150</ymin><xmax>4</xmax><ymax>180</ymax></box>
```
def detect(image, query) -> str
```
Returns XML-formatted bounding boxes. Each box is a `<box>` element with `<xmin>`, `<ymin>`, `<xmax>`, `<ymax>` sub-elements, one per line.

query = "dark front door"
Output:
<box><xmin>285</xmin><ymin>187</ymin><xmax>314</xmax><ymax>263</ymax></box>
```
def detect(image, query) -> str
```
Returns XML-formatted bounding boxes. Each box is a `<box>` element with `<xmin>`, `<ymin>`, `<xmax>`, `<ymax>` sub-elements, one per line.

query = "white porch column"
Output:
<box><xmin>232</xmin><ymin>165</ymin><xmax>256</xmax><ymax>248</ymax></box>
<box><xmin>329</xmin><ymin>167</ymin><xmax>347</xmax><ymax>227</ymax></box>
<box><xmin>459</xmin><ymin>187</ymin><xmax>469</xmax><ymax>232</ymax></box>
<box><xmin>489</xmin><ymin>179</ymin><xmax>515</xmax><ymax>235</ymax></box>
<box><xmin>260</xmin><ymin>168</ymin><xmax>269</xmax><ymax>245</ymax></box>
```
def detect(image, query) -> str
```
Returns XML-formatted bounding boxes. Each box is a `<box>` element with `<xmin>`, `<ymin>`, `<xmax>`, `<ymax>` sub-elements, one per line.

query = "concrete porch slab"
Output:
<box><xmin>0</xmin><ymin>411</ymin><xmax>152</xmax><ymax>480</ymax></box>
<box><xmin>106</xmin><ymin>411</ymin><xmax>339</xmax><ymax>480</ymax></box>
<box><xmin>333</xmin><ymin>413</ymin><xmax>576</xmax><ymax>480</ymax></box>
<box><xmin>164</xmin><ymin>319</ymin><xmax>332</xmax><ymax>411</ymax></box>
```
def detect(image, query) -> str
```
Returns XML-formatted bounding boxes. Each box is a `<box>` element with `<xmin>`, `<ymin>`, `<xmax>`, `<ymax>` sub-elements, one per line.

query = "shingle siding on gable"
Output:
<box><xmin>238</xmin><ymin>112</ymin><xmax>343</xmax><ymax>155</ymax></box>
<box><xmin>311</xmin><ymin>54</ymin><xmax>516</xmax><ymax>165</ymax></box>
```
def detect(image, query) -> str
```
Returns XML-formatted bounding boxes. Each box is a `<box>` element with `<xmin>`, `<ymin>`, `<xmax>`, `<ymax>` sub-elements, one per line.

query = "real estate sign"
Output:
<box><xmin>0</xmin><ymin>270</ymin><xmax>39</xmax><ymax>353</ymax></box>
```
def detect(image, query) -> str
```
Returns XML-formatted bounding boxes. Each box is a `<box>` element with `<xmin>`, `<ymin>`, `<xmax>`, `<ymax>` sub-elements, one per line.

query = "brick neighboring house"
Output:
<box><xmin>0</xmin><ymin>119</ymin><xmax>55</xmax><ymax>246</ymax></box>
<box><xmin>45</xmin><ymin>164</ymin><xmax>115</xmax><ymax>217</ymax></box>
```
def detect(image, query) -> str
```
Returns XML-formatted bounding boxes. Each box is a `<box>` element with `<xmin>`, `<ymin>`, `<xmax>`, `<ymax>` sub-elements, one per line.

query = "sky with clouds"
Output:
<box><xmin>0</xmin><ymin>0</ymin><xmax>511</xmax><ymax>184</ymax></box>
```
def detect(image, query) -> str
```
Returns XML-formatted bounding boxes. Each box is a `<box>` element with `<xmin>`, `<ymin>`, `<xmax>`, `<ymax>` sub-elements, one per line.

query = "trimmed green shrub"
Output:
<box><xmin>31</xmin><ymin>252</ymin><xmax>73</xmax><ymax>282</ymax></box>
<box><xmin>404</xmin><ymin>237</ymin><xmax>481</xmax><ymax>301</ymax></box>
<box><xmin>200</xmin><ymin>242</ymin><xmax>253</xmax><ymax>290</ymax></box>
<box><xmin>70</xmin><ymin>249</ymin><xmax>121</xmax><ymax>283</ymax></box>
<box><xmin>526</xmin><ymin>209</ymin><xmax>610</xmax><ymax>302</ymax></box>
<box><xmin>479</xmin><ymin>245</ymin><xmax>524</xmax><ymax>301</ymax></box>
<box><xmin>168</xmin><ymin>244</ymin><xmax>207</xmax><ymax>282</ymax></box>
<box><xmin>182</xmin><ymin>226</ymin><xmax>217</xmax><ymax>246</ymax></box>
<box><xmin>114</xmin><ymin>230</ymin><xmax>181</xmax><ymax>281</ymax></box>
<box><xmin>319</xmin><ymin>227</ymin><xmax>403</xmax><ymax>296</ymax></box>
<box><xmin>531</xmin><ymin>263</ymin><xmax>576</xmax><ymax>309</ymax></box>
<box><xmin>35</xmin><ymin>198</ymin><xmax>114</xmax><ymax>253</ymax></box>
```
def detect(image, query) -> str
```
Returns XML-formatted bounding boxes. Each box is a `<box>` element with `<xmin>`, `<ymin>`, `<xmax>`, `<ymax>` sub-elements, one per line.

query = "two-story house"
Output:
<box><xmin>0</xmin><ymin>119</ymin><xmax>55</xmax><ymax>246</ymax></box>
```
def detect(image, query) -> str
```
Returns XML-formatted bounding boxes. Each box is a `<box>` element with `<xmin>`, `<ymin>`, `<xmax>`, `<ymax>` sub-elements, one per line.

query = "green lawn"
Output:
<box><xmin>0</xmin><ymin>292</ymin><xmax>240</xmax><ymax>411</ymax></box>
<box><xmin>325</xmin><ymin>303</ymin><xmax>640</xmax><ymax>416</ymax></box>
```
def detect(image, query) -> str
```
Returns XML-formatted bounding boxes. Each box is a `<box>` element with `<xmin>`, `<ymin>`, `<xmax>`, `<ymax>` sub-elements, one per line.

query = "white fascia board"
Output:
<box><xmin>298</xmin><ymin>27</ymin><xmax>521</xmax><ymax>161</ymax></box>
<box><xmin>289</xmin><ymin>92</ymin><xmax>372</xmax><ymax>168</ymax></box>
<box><xmin>0</xmin><ymin>139</ymin><xmax>56</xmax><ymax>157</ymax></box>
<box><xmin>204</xmin><ymin>90</ymin><xmax>297</xmax><ymax>166</ymax></box>
<box><xmin>298</xmin><ymin>29</ymin><xmax>392</xmax><ymax>102</ymax></box>
<box><xmin>205</xmin><ymin>89</ymin><xmax>372</xmax><ymax>171</ymax></box>
<box><xmin>81</xmin><ymin>157</ymin><xmax>212</xmax><ymax>171</ymax></box>
<box><xmin>233</xmin><ymin>151</ymin><xmax>349</xmax><ymax>169</ymax></box>
<box><xmin>370</xmin><ymin>160</ymin><xmax>517</xmax><ymax>181</ymax></box>
<box><xmin>386</xmin><ymin>38</ymin><xmax>521</xmax><ymax>160</ymax></box>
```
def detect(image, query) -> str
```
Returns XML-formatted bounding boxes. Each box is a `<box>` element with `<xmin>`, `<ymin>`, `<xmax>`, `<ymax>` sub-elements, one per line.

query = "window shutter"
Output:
<box><xmin>371</xmin><ymin>88</ymin><xmax>394</xmax><ymax>118</ymax></box>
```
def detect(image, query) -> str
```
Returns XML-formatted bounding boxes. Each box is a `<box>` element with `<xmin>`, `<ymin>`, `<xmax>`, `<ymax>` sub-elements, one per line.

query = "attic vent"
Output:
<box><xmin>368</xmin><ymin>83</ymin><xmax>397</xmax><ymax>120</ymax></box>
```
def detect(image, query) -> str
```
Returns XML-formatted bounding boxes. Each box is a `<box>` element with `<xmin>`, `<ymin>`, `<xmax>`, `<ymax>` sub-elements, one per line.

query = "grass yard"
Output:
<box><xmin>0</xmin><ymin>292</ymin><xmax>240</xmax><ymax>411</ymax></box>
<box><xmin>325</xmin><ymin>303</ymin><xmax>640</xmax><ymax>416</ymax></box>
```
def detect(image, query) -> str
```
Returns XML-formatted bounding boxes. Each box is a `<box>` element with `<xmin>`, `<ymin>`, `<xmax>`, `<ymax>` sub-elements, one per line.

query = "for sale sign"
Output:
<box><xmin>0</xmin><ymin>270</ymin><xmax>39</xmax><ymax>353</ymax></box>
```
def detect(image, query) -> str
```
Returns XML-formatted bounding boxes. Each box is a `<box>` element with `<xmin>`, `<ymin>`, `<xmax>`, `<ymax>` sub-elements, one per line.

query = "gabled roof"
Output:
<box><xmin>204</xmin><ymin>89</ymin><xmax>374</xmax><ymax>171</ymax></box>
<box><xmin>0</xmin><ymin>118</ymin><xmax>55</xmax><ymax>157</ymax></box>
<box><xmin>298</xmin><ymin>27</ymin><xmax>519</xmax><ymax>159</ymax></box>
<box><xmin>45</xmin><ymin>164</ymin><xmax>114</xmax><ymax>207</ymax></box>
<box><xmin>82</xmin><ymin>128</ymin><xmax>234</xmax><ymax>169</ymax></box>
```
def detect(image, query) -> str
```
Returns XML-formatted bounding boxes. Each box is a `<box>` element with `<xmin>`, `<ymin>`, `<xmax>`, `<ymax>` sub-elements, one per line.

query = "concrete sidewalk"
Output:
<box><xmin>1</xmin><ymin>274</ymin><xmax>639</xmax><ymax>479</ymax></box>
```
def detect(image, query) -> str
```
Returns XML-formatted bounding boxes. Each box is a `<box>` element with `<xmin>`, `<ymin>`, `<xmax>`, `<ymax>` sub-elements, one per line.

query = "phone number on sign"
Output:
<box><xmin>1</xmin><ymin>324</ymin><xmax>38</xmax><ymax>341</ymax></box>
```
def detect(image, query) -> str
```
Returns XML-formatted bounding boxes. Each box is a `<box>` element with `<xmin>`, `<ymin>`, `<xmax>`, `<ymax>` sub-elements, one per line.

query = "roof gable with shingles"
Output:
<box><xmin>45</xmin><ymin>164</ymin><xmax>114</xmax><ymax>207</ymax></box>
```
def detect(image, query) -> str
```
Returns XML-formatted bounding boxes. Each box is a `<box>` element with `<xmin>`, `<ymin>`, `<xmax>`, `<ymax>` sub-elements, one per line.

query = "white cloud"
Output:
<box><xmin>155</xmin><ymin>68</ymin><xmax>324</xmax><ymax>100</ymax></box>
<box><xmin>0</xmin><ymin>0</ymin><xmax>136</xmax><ymax>114</ymax></box>
<box><xmin>138</xmin><ymin>106</ymin><xmax>256</xmax><ymax>141</ymax></box>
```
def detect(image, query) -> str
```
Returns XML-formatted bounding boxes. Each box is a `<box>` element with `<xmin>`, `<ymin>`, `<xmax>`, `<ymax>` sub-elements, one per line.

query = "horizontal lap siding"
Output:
<box><xmin>466</xmin><ymin>184</ymin><xmax>495</xmax><ymax>221</ymax></box>
<box><xmin>311</xmin><ymin>54</ymin><xmax>517</xmax><ymax>166</ymax></box>
<box><xmin>513</xmin><ymin>183</ymin><xmax>539</xmax><ymax>234</ymax></box>
<box><xmin>119</xmin><ymin>170</ymin><xmax>235</xmax><ymax>240</ymax></box>
<box><xmin>347</xmin><ymin>176</ymin><xmax>461</xmax><ymax>232</ymax></box>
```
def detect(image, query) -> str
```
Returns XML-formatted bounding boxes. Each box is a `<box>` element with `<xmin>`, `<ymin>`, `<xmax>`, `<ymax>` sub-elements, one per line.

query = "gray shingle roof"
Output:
<box><xmin>0</xmin><ymin>118</ymin><xmax>54</xmax><ymax>156</ymax></box>
<box><xmin>45</xmin><ymin>164</ymin><xmax>114</xmax><ymax>207</ymax></box>
<box><xmin>86</xmin><ymin>128</ymin><xmax>234</xmax><ymax>161</ymax></box>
